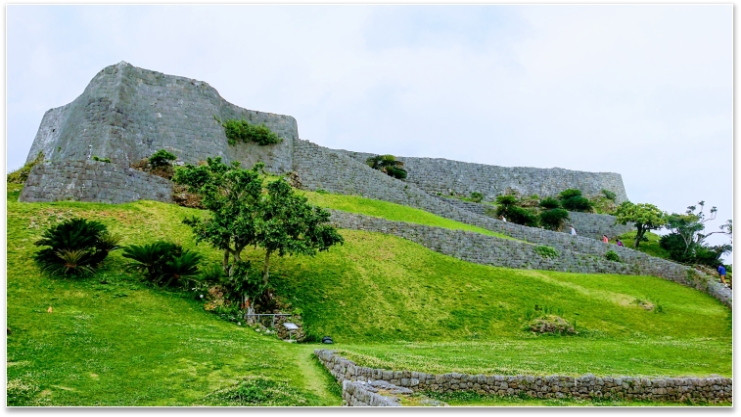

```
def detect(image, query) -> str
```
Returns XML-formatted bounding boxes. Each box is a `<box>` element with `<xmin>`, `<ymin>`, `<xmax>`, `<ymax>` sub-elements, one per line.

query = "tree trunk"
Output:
<box><xmin>635</xmin><ymin>226</ymin><xmax>643</xmax><ymax>248</ymax></box>
<box><xmin>263</xmin><ymin>250</ymin><xmax>272</xmax><ymax>285</ymax></box>
<box><xmin>223</xmin><ymin>251</ymin><xmax>230</xmax><ymax>275</ymax></box>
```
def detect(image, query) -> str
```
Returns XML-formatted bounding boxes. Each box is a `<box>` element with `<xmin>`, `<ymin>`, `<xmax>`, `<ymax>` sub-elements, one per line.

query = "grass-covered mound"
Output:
<box><xmin>6</xmin><ymin>185</ymin><xmax>732</xmax><ymax>405</ymax></box>
<box><xmin>301</xmin><ymin>189</ymin><xmax>515</xmax><ymax>240</ymax></box>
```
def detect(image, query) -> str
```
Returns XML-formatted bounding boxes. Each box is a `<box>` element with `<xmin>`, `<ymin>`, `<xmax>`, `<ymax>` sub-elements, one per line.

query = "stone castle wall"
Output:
<box><xmin>26</xmin><ymin>62</ymin><xmax>297</xmax><ymax>174</ymax></box>
<box><xmin>435</xmin><ymin>196</ymin><xmax>633</xmax><ymax>240</ymax></box>
<box><xmin>333</xmin><ymin>149</ymin><xmax>629</xmax><ymax>203</ymax></box>
<box><xmin>315</xmin><ymin>350</ymin><xmax>732</xmax><ymax>405</ymax></box>
<box><xmin>19</xmin><ymin>159</ymin><xmax>172</xmax><ymax>204</ymax></box>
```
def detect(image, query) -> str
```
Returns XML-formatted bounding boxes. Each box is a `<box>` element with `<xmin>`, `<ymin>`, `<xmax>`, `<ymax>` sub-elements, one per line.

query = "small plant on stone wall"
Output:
<box><xmin>470</xmin><ymin>192</ymin><xmax>484</xmax><ymax>203</ymax></box>
<box><xmin>91</xmin><ymin>155</ymin><xmax>111</xmax><ymax>163</ymax></box>
<box><xmin>7</xmin><ymin>151</ymin><xmax>45</xmax><ymax>184</ymax></box>
<box><xmin>131</xmin><ymin>149</ymin><xmax>177</xmax><ymax>179</ymax></box>
<box><xmin>534</xmin><ymin>245</ymin><xmax>559</xmax><ymax>259</ymax></box>
<box><xmin>223</xmin><ymin>119</ymin><xmax>283</xmax><ymax>146</ymax></box>
<box><xmin>602</xmin><ymin>189</ymin><xmax>617</xmax><ymax>201</ymax></box>
<box><xmin>558</xmin><ymin>189</ymin><xmax>594</xmax><ymax>213</ymax></box>
<box><xmin>366</xmin><ymin>154</ymin><xmax>407</xmax><ymax>180</ymax></box>
<box><xmin>149</xmin><ymin>149</ymin><xmax>177</xmax><ymax>167</ymax></box>
<box><xmin>605</xmin><ymin>250</ymin><xmax>621</xmax><ymax>262</ymax></box>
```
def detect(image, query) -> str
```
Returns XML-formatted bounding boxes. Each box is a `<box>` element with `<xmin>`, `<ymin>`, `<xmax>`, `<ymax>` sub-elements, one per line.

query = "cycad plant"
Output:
<box><xmin>123</xmin><ymin>241</ymin><xmax>202</xmax><ymax>287</ymax></box>
<box><xmin>32</xmin><ymin>218</ymin><xmax>120</xmax><ymax>277</ymax></box>
<box><xmin>366</xmin><ymin>154</ymin><xmax>407</xmax><ymax>180</ymax></box>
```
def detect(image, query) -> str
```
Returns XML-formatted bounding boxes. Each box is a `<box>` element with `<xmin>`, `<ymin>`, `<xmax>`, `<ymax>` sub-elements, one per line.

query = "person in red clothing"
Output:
<box><xmin>602</xmin><ymin>235</ymin><xmax>609</xmax><ymax>243</ymax></box>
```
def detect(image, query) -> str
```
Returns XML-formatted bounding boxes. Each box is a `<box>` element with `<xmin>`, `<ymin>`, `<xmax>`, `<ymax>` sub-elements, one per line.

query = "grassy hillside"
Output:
<box><xmin>300</xmin><ymin>190</ymin><xmax>514</xmax><ymax>240</ymax></box>
<box><xmin>6</xmin><ymin>185</ymin><xmax>732</xmax><ymax>406</ymax></box>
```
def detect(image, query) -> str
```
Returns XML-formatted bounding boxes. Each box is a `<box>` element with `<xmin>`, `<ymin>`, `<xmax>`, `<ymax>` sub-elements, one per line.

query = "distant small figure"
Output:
<box><xmin>602</xmin><ymin>235</ymin><xmax>609</xmax><ymax>243</ymax></box>
<box><xmin>570</xmin><ymin>226</ymin><xmax>577</xmax><ymax>236</ymax></box>
<box><xmin>501</xmin><ymin>216</ymin><xmax>507</xmax><ymax>223</ymax></box>
<box><xmin>616</xmin><ymin>239</ymin><xmax>624</xmax><ymax>247</ymax></box>
<box><xmin>718</xmin><ymin>264</ymin><xmax>728</xmax><ymax>285</ymax></box>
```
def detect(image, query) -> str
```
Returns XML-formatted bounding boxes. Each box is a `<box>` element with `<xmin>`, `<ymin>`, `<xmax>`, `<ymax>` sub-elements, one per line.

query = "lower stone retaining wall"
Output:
<box><xmin>329</xmin><ymin>210</ymin><xmax>732</xmax><ymax>308</ymax></box>
<box><xmin>19</xmin><ymin>160</ymin><xmax>173</xmax><ymax>204</ymax></box>
<box><xmin>342</xmin><ymin>381</ymin><xmax>401</xmax><ymax>407</ymax></box>
<box><xmin>315</xmin><ymin>350</ymin><xmax>732</xmax><ymax>405</ymax></box>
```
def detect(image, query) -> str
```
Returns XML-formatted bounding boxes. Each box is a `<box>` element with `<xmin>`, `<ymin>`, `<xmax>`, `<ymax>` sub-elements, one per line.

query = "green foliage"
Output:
<box><xmin>91</xmin><ymin>155</ymin><xmax>111</xmax><ymax>163</ymax></box>
<box><xmin>508</xmin><ymin>206</ymin><xmax>539</xmax><ymax>227</ymax></box>
<box><xmin>470</xmin><ymin>192</ymin><xmax>484</xmax><ymax>203</ymax></box>
<box><xmin>148</xmin><ymin>149</ymin><xmax>177</xmax><ymax>167</ymax></box>
<box><xmin>223</xmin><ymin>119</ymin><xmax>283</xmax><ymax>146</ymax></box>
<box><xmin>661</xmin><ymin>201</ymin><xmax>732</xmax><ymax>267</ymax></box>
<box><xmin>605</xmin><ymin>250</ymin><xmax>621</xmax><ymax>262</ymax></box>
<box><xmin>558</xmin><ymin>189</ymin><xmax>593</xmax><ymax>212</ymax></box>
<box><xmin>122</xmin><ymin>241</ymin><xmax>203</xmax><ymax>287</ymax></box>
<box><xmin>7</xmin><ymin>379</ymin><xmax>40</xmax><ymax>406</ymax></box>
<box><xmin>602</xmin><ymin>189</ymin><xmax>617</xmax><ymax>201</ymax></box>
<box><xmin>32</xmin><ymin>218</ymin><xmax>120</xmax><ymax>277</ymax></box>
<box><xmin>205</xmin><ymin>377</ymin><xmax>320</xmax><ymax>406</ymax></box>
<box><xmin>539</xmin><ymin>208</ymin><xmax>569</xmax><ymax>231</ymax></box>
<box><xmin>174</xmin><ymin>157</ymin><xmax>343</xmax><ymax>308</ymax></box>
<box><xmin>534</xmin><ymin>246</ymin><xmax>559</xmax><ymax>258</ymax></box>
<box><xmin>7</xmin><ymin>151</ymin><xmax>44</xmax><ymax>184</ymax></box>
<box><xmin>538</xmin><ymin>197</ymin><xmax>561</xmax><ymax>210</ymax></box>
<box><xmin>366</xmin><ymin>154</ymin><xmax>408</xmax><ymax>180</ymax></box>
<box><xmin>614</xmin><ymin>202</ymin><xmax>667</xmax><ymax>249</ymax></box>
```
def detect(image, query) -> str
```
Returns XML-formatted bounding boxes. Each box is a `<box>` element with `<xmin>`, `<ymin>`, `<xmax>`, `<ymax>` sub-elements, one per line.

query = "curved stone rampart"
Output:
<box><xmin>26</xmin><ymin>61</ymin><xmax>297</xmax><ymax>174</ymax></box>
<box><xmin>328</xmin><ymin>210</ymin><xmax>731</xmax><ymax>308</ymax></box>
<box><xmin>333</xmin><ymin>149</ymin><xmax>629</xmax><ymax>203</ymax></box>
<box><xmin>315</xmin><ymin>350</ymin><xmax>732</xmax><ymax>405</ymax></box>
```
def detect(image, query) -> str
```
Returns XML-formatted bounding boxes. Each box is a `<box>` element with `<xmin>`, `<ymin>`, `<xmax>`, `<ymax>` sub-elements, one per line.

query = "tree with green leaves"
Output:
<box><xmin>173</xmin><ymin>157</ymin><xmax>343</xmax><ymax>314</ymax></box>
<box><xmin>366</xmin><ymin>154</ymin><xmax>407</xmax><ymax>179</ymax></box>
<box><xmin>614</xmin><ymin>202</ymin><xmax>667</xmax><ymax>248</ymax></box>
<box><xmin>660</xmin><ymin>201</ymin><xmax>732</xmax><ymax>266</ymax></box>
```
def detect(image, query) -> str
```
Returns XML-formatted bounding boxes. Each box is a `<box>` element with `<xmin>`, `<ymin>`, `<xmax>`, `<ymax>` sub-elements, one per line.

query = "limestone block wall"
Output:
<box><xmin>19</xmin><ymin>160</ymin><xmax>172</xmax><ymax>204</ymax></box>
<box><xmin>26</xmin><ymin>61</ymin><xmax>296</xmax><ymax>174</ymax></box>
<box><xmin>328</xmin><ymin>211</ymin><xmax>732</xmax><ymax>308</ymax></box>
<box><xmin>342</xmin><ymin>381</ymin><xmax>401</xmax><ymax>407</ymax></box>
<box><xmin>438</xmin><ymin>197</ymin><xmax>633</xmax><ymax>241</ymax></box>
<box><xmin>333</xmin><ymin>149</ymin><xmax>629</xmax><ymax>203</ymax></box>
<box><xmin>315</xmin><ymin>350</ymin><xmax>732</xmax><ymax>404</ymax></box>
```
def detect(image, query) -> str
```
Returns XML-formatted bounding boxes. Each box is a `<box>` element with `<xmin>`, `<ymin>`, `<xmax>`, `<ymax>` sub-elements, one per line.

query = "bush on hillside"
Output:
<box><xmin>470</xmin><ymin>192</ymin><xmax>484</xmax><ymax>203</ymax></box>
<box><xmin>7</xmin><ymin>152</ymin><xmax>45</xmax><ymax>184</ymax></box>
<box><xmin>223</xmin><ymin>119</ymin><xmax>283</xmax><ymax>146</ymax></box>
<box><xmin>534</xmin><ymin>245</ymin><xmax>559</xmax><ymax>258</ymax></box>
<box><xmin>366</xmin><ymin>154</ymin><xmax>407</xmax><ymax>180</ymax></box>
<box><xmin>32</xmin><ymin>218</ymin><xmax>121</xmax><ymax>277</ymax></box>
<box><xmin>602</xmin><ymin>189</ymin><xmax>617</xmax><ymax>201</ymax></box>
<box><xmin>539</xmin><ymin>208</ymin><xmax>569</xmax><ymax>231</ymax></box>
<box><xmin>528</xmin><ymin>315</ymin><xmax>576</xmax><ymax>335</ymax></box>
<box><xmin>605</xmin><ymin>250</ymin><xmax>621</xmax><ymax>262</ymax></box>
<box><xmin>538</xmin><ymin>197</ymin><xmax>561</xmax><ymax>210</ymax></box>
<box><xmin>557</xmin><ymin>189</ymin><xmax>593</xmax><ymax>212</ymax></box>
<box><xmin>508</xmin><ymin>206</ymin><xmax>539</xmax><ymax>227</ymax></box>
<box><xmin>130</xmin><ymin>149</ymin><xmax>178</xmax><ymax>179</ymax></box>
<box><xmin>123</xmin><ymin>241</ymin><xmax>203</xmax><ymax>288</ymax></box>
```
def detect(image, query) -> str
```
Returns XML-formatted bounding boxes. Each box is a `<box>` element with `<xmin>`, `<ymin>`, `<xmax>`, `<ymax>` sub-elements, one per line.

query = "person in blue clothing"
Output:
<box><xmin>717</xmin><ymin>264</ymin><xmax>728</xmax><ymax>286</ymax></box>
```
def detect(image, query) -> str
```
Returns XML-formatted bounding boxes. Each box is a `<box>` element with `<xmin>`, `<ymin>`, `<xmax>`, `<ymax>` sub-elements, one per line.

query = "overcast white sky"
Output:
<box><xmin>6</xmin><ymin>5</ymin><xmax>733</xmax><ymax>259</ymax></box>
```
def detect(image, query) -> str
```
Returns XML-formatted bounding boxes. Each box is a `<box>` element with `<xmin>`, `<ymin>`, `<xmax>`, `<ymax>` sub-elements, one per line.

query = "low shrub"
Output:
<box><xmin>470</xmin><ymin>192</ymin><xmax>484</xmax><ymax>203</ymax></box>
<box><xmin>534</xmin><ymin>245</ymin><xmax>559</xmax><ymax>258</ymax></box>
<box><xmin>149</xmin><ymin>149</ymin><xmax>177</xmax><ymax>167</ymax></box>
<box><xmin>91</xmin><ymin>155</ymin><xmax>111</xmax><ymax>163</ymax></box>
<box><xmin>32</xmin><ymin>218</ymin><xmax>121</xmax><ymax>277</ymax></box>
<box><xmin>123</xmin><ymin>241</ymin><xmax>203</xmax><ymax>288</ymax></box>
<box><xmin>223</xmin><ymin>119</ymin><xmax>283</xmax><ymax>146</ymax></box>
<box><xmin>366</xmin><ymin>154</ymin><xmax>407</xmax><ymax>180</ymax></box>
<box><xmin>539</xmin><ymin>208</ymin><xmax>569</xmax><ymax>231</ymax></box>
<box><xmin>562</xmin><ymin>196</ymin><xmax>593</xmax><ymax>212</ymax></box>
<box><xmin>602</xmin><ymin>189</ymin><xmax>617</xmax><ymax>201</ymax></box>
<box><xmin>538</xmin><ymin>197</ymin><xmax>561</xmax><ymax>210</ymax></box>
<box><xmin>605</xmin><ymin>250</ymin><xmax>621</xmax><ymax>262</ymax></box>
<box><xmin>172</xmin><ymin>184</ymin><xmax>204</xmax><ymax>209</ymax></box>
<box><xmin>528</xmin><ymin>315</ymin><xmax>576</xmax><ymax>335</ymax></box>
<box><xmin>7</xmin><ymin>151</ymin><xmax>44</xmax><ymax>184</ymax></box>
<box><xmin>508</xmin><ymin>206</ymin><xmax>539</xmax><ymax>227</ymax></box>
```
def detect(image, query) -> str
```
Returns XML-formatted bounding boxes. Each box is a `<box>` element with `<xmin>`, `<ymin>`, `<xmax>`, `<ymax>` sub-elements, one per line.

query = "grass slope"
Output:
<box><xmin>301</xmin><ymin>190</ymin><xmax>514</xmax><ymax>240</ymax></box>
<box><xmin>6</xmin><ymin>186</ymin><xmax>732</xmax><ymax>406</ymax></box>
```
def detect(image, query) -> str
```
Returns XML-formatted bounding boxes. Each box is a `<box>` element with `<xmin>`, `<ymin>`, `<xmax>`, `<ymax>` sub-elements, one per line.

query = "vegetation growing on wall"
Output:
<box><xmin>365</xmin><ymin>154</ymin><xmax>408</xmax><ymax>179</ymax></box>
<box><xmin>222</xmin><ymin>119</ymin><xmax>283</xmax><ymax>146</ymax></box>
<box><xmin>7</xmin><ymin>152</ymin><xmax>45</xmax><ymax>184</ymax></box>
<box><xmin>91</xmin><ymin>155</ymin><xmax>111</xmax><ymax>163</ymax></box>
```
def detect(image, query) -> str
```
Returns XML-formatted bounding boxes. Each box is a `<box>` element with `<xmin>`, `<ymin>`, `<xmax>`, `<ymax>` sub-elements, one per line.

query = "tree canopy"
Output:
<box><xmin>614</xmin><ymin>202</ymin><xmax>666</xmax><ymax>248</ymax></box>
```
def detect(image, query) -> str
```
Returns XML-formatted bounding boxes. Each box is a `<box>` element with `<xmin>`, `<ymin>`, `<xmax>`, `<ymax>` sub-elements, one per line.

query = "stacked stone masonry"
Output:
<box><xmin>26</xmin><ymin>61</ymin><xmax>297</xmax><ymax>174</ymax></box>
<box><xmin>315</xmin><ymin>350</ymin><xmax>732</xmax><ymax>405</ymax></box>
<box><xmin>328</xmin><ymin>210</ymin><xmax>732</xmax><ymax>308</ymax></box>
<box><xmin>333</xmin><ymin>148</ymin><xmax>629</xmax><ymax>203</ymax></box>
<box><xmin>20</xmin><ymin>159</ymin><xmax>172</xmax><ymax>204</ymax></box>
<box><xmin>436</xmin><ymin>196</ymin><xmax>633</xmax><ymax>240</ymax></box>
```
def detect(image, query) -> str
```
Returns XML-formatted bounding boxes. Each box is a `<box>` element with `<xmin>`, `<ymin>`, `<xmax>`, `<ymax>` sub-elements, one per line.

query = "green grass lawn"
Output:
<box><xmin>618</xmin><ymin>231</ymin><xmax>671</xmax><ymax>260</ymax></box>
<box><xmin>6</xmin><ymin>185</ymin><xmax>732</xmax><ymax>406</ymax></box>
<box><xmin>301</xmin><ymin>189</ymin><xmax>515</xmax><ymax>240</ymax></box>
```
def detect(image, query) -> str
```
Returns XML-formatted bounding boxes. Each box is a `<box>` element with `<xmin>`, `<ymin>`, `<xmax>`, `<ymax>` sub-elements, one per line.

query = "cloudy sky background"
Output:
<box><xmin>7</xmin><ymin>5</ymin><xmax>733</xmax><ymax>259</ymax></box>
